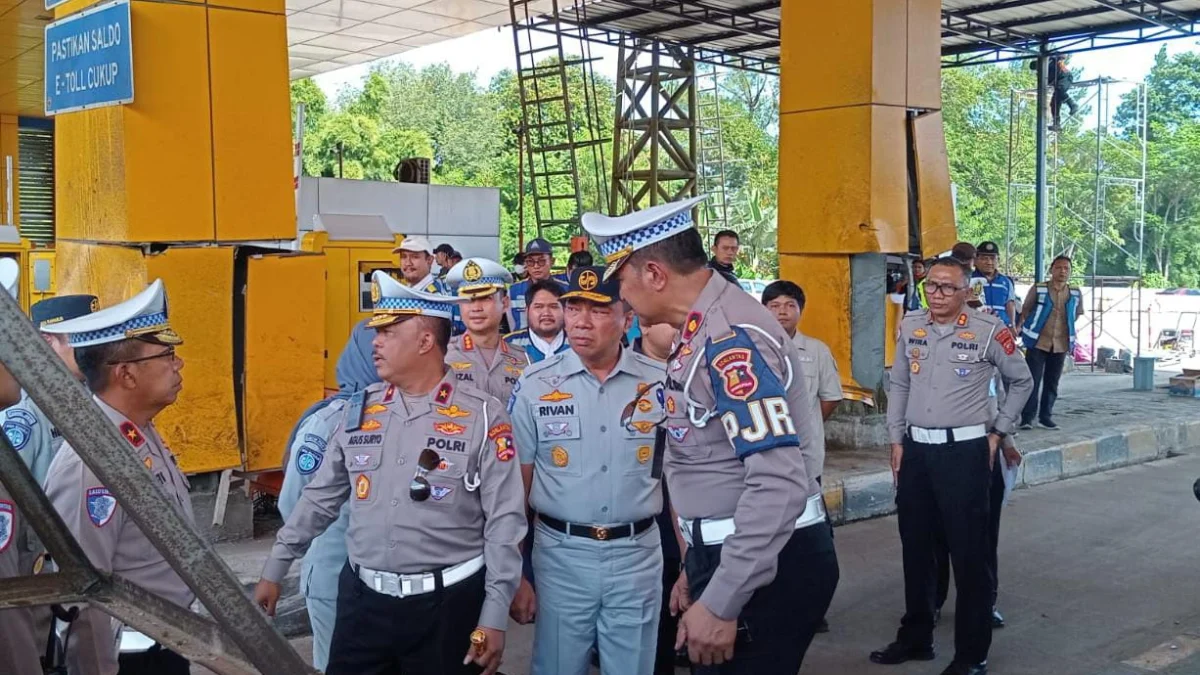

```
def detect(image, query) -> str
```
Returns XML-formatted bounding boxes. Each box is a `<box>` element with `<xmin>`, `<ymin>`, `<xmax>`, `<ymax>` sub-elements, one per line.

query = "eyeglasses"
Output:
<box><xmin>409</xmin><ymin>448</ymin><xmax>442</xmax><ymax>502</ymax></box>
<box><xmin>620</xmin><ymin>381</ymin><xmax>667</xmax><ymax>433</ymax></box>
<box><xmin>523</xmin><ymin>255</ymin><xmax>551</xmax><ymax>268</ymax></box>
<box><xmin>107</xmin><ymin>347</ymin><xmax>177</xmax><ymax>366</ymax></box>
<box><xmin>925</xmin><ymin>282</ymin><xmax>966</xmax><ymax>297</ymax></box>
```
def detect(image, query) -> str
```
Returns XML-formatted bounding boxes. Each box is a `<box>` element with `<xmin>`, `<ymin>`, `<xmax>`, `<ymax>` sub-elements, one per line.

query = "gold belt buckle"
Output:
<box><xmin>592</xmin><ymin>526</ymin><xmax>609</xmax><ymax>541</ymax></box>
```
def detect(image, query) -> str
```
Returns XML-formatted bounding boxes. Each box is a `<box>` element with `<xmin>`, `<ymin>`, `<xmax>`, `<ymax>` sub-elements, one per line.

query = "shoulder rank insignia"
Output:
<box><xmin>119</xmin><ymin>421</ymin><xmax>145</xmax><ymax>448</ymax></box>
<box><xmin>956</xmin><ymin>313</ymin><xmax>969</xmax><ymax>327</ymax></box>
<box><xmin>434</xmin><ymin>383</ymin><xmax>453</xmax><ymax>405</ymax></box>
<box><xmin>682</xmin><ymin>311</ymin><xmax>703</xmax><ymax>342</ymax></box>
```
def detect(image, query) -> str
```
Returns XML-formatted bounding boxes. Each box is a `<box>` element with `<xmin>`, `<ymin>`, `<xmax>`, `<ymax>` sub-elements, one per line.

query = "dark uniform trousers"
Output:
<box><xmin>326</xmin><ymin>562</ymin><xmax>486</xmax><ymax>675</ymax></box>
<box><xmin>935</xmin><ymin>457</ymin><xmax>1006</xmax><ymax>611</ymax></box>
<box><xmin>117</xmin><ymin>645</ymin><xmax>191</xmax><ymax>675</ymax></box>
<box><xmin>685</xmin><ymin>523</ymin><xmax>839</xmax><ymax>674</ymax></box>
<box><xmin>896</xmin><ymin>435</ymin><xmax>993</xmax><ymax>665</ymax></box>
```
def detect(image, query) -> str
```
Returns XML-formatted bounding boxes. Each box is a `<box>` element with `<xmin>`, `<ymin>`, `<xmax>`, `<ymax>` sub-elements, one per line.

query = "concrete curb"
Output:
<box><xmin>825</xmin><ymin>419</ymin><xmax>1200</xmax><ymax>525</ymax></box>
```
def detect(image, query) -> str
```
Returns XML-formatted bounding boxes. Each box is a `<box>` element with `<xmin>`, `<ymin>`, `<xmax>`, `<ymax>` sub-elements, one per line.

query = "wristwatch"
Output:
<box><xmin>989</xmin><ymin>428</ymin><xmax>1007</xmax><ymax>439</ymax></box>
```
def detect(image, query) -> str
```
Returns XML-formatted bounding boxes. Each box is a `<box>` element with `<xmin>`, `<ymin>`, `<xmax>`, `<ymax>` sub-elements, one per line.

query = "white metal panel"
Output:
<box><xmin>298</xmin><ymin>176</ymin><xmax>320</xmax><ymax>232</ymax></box>
<box><xmin>316</xmin><ymin>178</ymin><xmax>430</xmax><ymax>234</ymax></box>
<box><xmin>429</xmin><ymin>235</ymin><xmax>501</xmax><ymax>262</ymax></box>
<box><xmin>428</xmin><ymin>185</ymin><xmax>500</xmax><ymax>238</ymax></box>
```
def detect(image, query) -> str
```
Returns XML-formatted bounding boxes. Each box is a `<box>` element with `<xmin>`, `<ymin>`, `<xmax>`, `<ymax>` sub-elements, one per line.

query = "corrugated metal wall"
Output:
<box><xmin>17</xmin><ymin>118</ymin><xmax>54</xmax><ymax>244</ymax></box>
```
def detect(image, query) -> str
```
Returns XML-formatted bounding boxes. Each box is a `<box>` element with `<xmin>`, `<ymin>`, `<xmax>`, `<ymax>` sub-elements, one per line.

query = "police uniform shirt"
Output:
<box><xmin>261</xmin><ymin>374</ymin><xmax>527</xmax><ymax>631</ymax></box>
<box><xmin>791</xmin><ymin>332</ymin><xmax>843</xmax><ymax>478</ymax></box>
<box><xmin>511</xmin><ymin>347</ymin><xmax>665</xmax><ymax>525</ymax></box>
<box><xmin>663</xmin><ymin>272</ymin><xmax>821</xmax><ymax>621</ymax></box>
<box><xmin>42</xmin><ymin>397</ymin><xmax>195</xmax><ymax>675</ymax></box>
<box><xmin>0</xmin><ymin>483</ymin><xmax>46</xmax><ymax>675</ymax></box>
<box><xmin>887</xmin><ymin>309</ymin><xmax>1034</xmax><ymax>444</ymax></box>
<box><xmin>278</xmin><ymin>399</ymin><xmax>349</xmax><ymax>602</ymax></box>
<box><xmin>445</xmin><ymin>333</ymin><xmax>527</xmax><ymax>404</ymax></box>
<box><xmin>3</xmin><ymin>392</ymin><xmax>65</xmax><ymax>575</ymax></box>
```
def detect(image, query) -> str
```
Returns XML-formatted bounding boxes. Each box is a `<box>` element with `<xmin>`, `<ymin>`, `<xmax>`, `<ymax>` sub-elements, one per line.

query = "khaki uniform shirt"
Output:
<box><xmin>791</xmin><ymin>332</ymin><xmax>842</xmax><ymax>478</ymax></box>
<box><xmin>887</xmin><ymin>309</ymin><xmax>1034</xmax><ymax>444</ymax></box>
<box><xmin>445</xmin><ymin>333</ymin><xmax>527</xmax><ymax>404</ymax></box>
<box><xmin>664</xmin><ymin>273</ymin><xmax>821</xmax><ymax>621</ymax></box>
<box><xmin>0</xmin><ymin>484</ymin><xmax>46</xmax><ymax>675</ymax></box>
<box><xmin>511</xmin><ymin>347</ymin><xmax>665</xmax><ymax>525</ymax></box>
<box><xmin>262</xmin><ymin>372</ymin><xmax>527</xmax><ymax>631</ymax></box>
<box><xmin>43</xmin><ymin>397</ymin><xmax>195</xmax><ymax>675</ymax></box>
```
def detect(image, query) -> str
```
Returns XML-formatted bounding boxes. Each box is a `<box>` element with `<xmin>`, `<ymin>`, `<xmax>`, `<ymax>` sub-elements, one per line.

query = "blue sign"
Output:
<box><xmin>44</xmin><ymin>0</ymin><xmax>133</xmax><ymax>116</ymax></box>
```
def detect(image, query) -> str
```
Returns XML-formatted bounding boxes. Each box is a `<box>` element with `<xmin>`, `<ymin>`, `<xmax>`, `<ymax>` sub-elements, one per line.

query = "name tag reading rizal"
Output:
<box><xmin>44</xmin><ymin>0</ymin><xmax>134</xmax><ymax>116</ymax></box>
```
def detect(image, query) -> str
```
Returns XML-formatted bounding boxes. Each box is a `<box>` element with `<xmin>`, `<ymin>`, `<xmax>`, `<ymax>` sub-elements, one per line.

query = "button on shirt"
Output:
<box><xmin>791</xmin><ymin>332</ymin><xmax>842</xmax><ymax>479</ymax></box>
<box><xmin>887</xmin><ymin>309</ymin><xmax>1033</xmax><ymax>443</ymax></box>
<box><xmin>663</xmin><ymin>272</ymin><xmax>821</xmax><ymax>621</ymax></box>
<box><xmin>445</xmin><ymin>334</ymin><xmax>527</xmax><ymax>404</ymax></box>
<box><xmin>512</xmin><ymin>347</ymin><xmax>665</xmax><ymax>525</ymax></box>
<box><xmin>261</xmin><ymin>374</ymin><xmax>527</xmax><ymax>631</ymax></box>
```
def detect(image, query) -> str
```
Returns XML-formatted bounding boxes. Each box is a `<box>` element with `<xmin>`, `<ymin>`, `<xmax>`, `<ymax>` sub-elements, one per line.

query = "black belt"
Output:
<box><xmin>538</xmin><ymin>514</ymin><xmax>655</xmax><ymax>541</ymax></box>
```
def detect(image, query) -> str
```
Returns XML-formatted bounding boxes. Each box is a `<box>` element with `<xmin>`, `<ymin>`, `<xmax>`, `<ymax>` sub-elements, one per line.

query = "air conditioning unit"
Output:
<box><xmin>394</xmin><ymin>157</ymin><xmax>431</xmax><ymax>184</ymax></box>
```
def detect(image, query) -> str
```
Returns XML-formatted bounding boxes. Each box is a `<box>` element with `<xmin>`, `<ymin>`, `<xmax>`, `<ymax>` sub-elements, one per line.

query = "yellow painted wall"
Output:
<box><xmin>54</xmin><ymin>241</ymin><xmax>148</xmax><ymax>305</ymax></box>
<box><xmin>781</xmin><ymin>253</ymin><xmax>852</xmax><ymax>376</ymax></box>
<box><xmin>243</xmin><ymin>253</ymin><xmax>326</xmax><ymax>471</ymax></box>
<box><xmin>907</xmin><ymin>0</ymin><xmax>942</xmax><ymax>111</ymax></box>
<box><xmin>912</xmin><ymin>111</ymin><xmax>959</xmax><ymax>257</ymax></box>
<box><xmin>146</xmin><ymin>247</ymin><xmax>241</xmax><ymax>473</ymax></box>
<box><xmin>777</xmin><ymin>105</ymin><xmax>908</xmax><ymax>255</ymax></box>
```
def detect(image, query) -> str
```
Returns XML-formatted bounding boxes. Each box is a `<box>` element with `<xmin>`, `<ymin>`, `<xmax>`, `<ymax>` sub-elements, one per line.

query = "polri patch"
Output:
<box><xmin>86</xmin><ymin>487</ymin><xmax>117</xmax><ymax>528</ymax></box>
<box><xmin>0</xmin><ymin>501</ymin><xmax>13</xmax><ymax>553</ymax></box>
<box><xmin>712</xmin><ymin>348</ymin><xmax>759</xmax><ymax>401</ymax></box>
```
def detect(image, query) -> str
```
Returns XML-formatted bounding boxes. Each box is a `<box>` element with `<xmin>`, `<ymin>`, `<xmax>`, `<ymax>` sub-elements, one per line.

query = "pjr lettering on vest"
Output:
<box><xmin>537</xmin><ymin>404</ymin><xmax>575</xmax><ymax>417</ymax></box>
<box><xmin>720</xmin><ymin>397</ymin><xmax>796</xmax><ymax>444</ymax></box>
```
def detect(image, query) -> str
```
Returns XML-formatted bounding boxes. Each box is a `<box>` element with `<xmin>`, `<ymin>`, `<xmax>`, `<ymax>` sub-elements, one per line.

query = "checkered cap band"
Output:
<box><xmin>376</xmin><ymin>296</ymin><xmax>453</xmax><ymax>318</ymax></box>
<box><xmin>68</xmin><ymin>312</ymin><xmax>169</xmax><ymax>346</ymax></box>
<box><xmin>598</xmin><ymin>211</ymin><xmax>694</xmax><ymax>262</ymax></box>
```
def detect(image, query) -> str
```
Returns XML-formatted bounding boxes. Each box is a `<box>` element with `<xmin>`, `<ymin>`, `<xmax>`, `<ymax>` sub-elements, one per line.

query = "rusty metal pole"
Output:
<box><xmin>0</xmin><ymin>290</ymin><xmax>311</xmax><ymax>675</ymax></box>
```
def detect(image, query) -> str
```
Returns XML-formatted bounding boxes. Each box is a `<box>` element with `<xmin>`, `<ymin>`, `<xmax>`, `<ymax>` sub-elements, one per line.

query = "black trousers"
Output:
<box><xmin>1021</xmin><ymin>348</ymin><xmax>1067</xmax><ymax>425</ymax></box>
<box><xmin>117</xmin><ymin>645</ymin><xmax>190</xmax><ymax>675</ymax></box>
<box><xmin>896</xmin><ymin>435</ymin><xmax>993</xmax><ymax>665</ymax></box>
<box><xmin>326</xmin><ymin>562</ymin><xmax>485</xmax><ymax>675</ymax></box>
<box><xmin>1050</xmin><ymin>85</ymin><xmax>1077</xmax><ymax>126</ymax></box>
<box><xmin>685</xmin><ymin>523</ymin><xmax>839</xmax><ymax>674</ymax></box>
<box><xmin>655</xmin><ymin>555</ymin><xmax>684</xmax><ymax>675</ymax></box>
<box><xmin>935</xmin><ymin>456</ymin><xmax>1006</xmax><ymax>610</ymax></box>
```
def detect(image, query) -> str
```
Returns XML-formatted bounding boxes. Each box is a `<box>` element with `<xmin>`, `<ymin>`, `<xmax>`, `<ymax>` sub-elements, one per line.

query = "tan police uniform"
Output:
<box><xmin>0</xmin><ymin>484</ymin><xmax>45</xmax><ymax>675</ymax></box>
<box><xmin>880</xmin><ymin>307</ymin><xmax>1032</xmax><ymax>669</ymax></box>
<box><xmin>583</xmin><ymin>196</ymin><xmax>839</xmax><ymax>674</ymax></box>
<box><xmin>39</xmin><ymin>280</ymin><xmax>194</xmax><ymax>675</ymax></box>
<box><xmin>261</xmin><ymin>272</ymin><xmax>526</xmax><ymax>674</ymax></box>
<box><xmin>443</xmin><ymin>257</ymin><xmax>526</xmax><ymax>403</ymax></box>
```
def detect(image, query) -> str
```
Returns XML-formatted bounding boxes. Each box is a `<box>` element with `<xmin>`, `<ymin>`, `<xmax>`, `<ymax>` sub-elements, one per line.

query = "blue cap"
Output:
<box><xmin>31</xmin><ymin>295</ymin><xmax>99</xmax><ymax>330</ymax></box>
<box><xmin>525</xmin><ymin>238</ymin><xmax>553</xmax><ymax>255</ymax></box>
<box><xmin>561</xmin><ymin>266</ymin><xmax>621</xmax><ymax>305</ymax></box>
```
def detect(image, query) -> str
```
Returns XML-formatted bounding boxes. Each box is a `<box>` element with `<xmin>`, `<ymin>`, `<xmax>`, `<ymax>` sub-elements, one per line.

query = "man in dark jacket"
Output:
<box><xmin>708</xmin><ymin>229</ymin><xmax>740</xmax><ymax>284</ymax></box>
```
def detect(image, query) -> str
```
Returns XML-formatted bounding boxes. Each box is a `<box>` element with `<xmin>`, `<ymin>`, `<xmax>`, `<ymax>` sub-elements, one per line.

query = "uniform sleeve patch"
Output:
<box><xmin>85</xmin><ymin>487</ymin><xmax>118</xmax><ymax>528</ymax></box>
<box><xmin>997</xmin><ymin>330</ymin><xmax>1016</xmax><ymax>356</ymax></box>
<box><xmin>489</xmin><ymin>424</ymin><xmax>515</xmax><ymax>461</ymax></box>
<box><xmin>705</xmin><ymin>327</ymin><xmax>800</xmax><ymax>460</ymax></box>
<box><xmin>295</xmin><ymin>445</ymin><xmax>324</xmax><ymax>475</ymax></box>
<box><xmin>3</xmin><ymin>420</ymin><xmax>31</xmax><ymax>451</ymax></box>
<box><xmin>0</xmin><ymin>501</ymin><xmax>14</xmax><ymax>553</ymax></box>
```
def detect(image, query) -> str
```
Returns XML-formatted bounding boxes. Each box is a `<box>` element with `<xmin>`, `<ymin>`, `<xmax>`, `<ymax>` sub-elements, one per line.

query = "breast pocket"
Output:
<box><xmin>538</xmin><ymin>416</ymin><xmax>581</xmax><ymax>477</ymax></box>
<box><xmin>623</xmin><ymin>429</ymin><xmax>656</xmax><ymax>476</ymax></box>
<box><xmin>345</xmin><ymin>448</ymin><xmax>382</xmax><ymax>506</ymax></box>
<box><xmin>664</xmin><ymin>407</ymin><xmax>708</xmax><ymax>461</ymax></box>
<box><xmin>946</xmin><ymin>345</ymin><xmax>984</xmax><ymax>364</ymax></box>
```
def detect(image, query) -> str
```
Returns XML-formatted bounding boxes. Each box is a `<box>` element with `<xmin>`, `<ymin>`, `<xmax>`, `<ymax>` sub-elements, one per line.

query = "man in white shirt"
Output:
<box><xmin>762</xmin><ymin>279</ymin><xmax>843</xmax><ymax>632</ymax></box>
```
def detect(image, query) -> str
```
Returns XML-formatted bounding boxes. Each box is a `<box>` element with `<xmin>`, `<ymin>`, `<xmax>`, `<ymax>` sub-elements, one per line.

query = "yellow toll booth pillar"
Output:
<box><xmin>777</xmin><ymin>0</ymin><xmax>956</xmax><ymax>390</ymax></box>
<box><xmin>50</xmin><ymin>0</ymin><xmax>300</xmax><ymax>473</ymax></box>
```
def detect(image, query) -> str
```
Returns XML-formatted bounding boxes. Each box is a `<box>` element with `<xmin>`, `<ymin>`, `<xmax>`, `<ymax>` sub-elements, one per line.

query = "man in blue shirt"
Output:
<box><xmin>508</xmin><ymin>239</ymin><xmax>567</xmax><ymax>334</ymax></box>
<box><xmin>970</xmin><ymin>241</ymin><xmax>1018</xmax><ymax>329</ymax></box>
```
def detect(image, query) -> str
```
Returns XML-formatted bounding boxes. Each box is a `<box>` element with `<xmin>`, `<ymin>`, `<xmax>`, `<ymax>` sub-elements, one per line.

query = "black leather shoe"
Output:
<box><xmin>869</xmin><ymin>642</ymin><xmax>935</xmax><ymax>665</ymax></box>
<box><xmin>940</xmin><ymin>661</ymin><xmax>987</xmax><ymax>675</ymax></box>
<box><xmin>992</xmin><ymin>608</ymin><xmax>1005</xmax><ymax>628</ymax></box>
<box><xmin>933</xmin><ymin>608</ymin><xmax>941</xmax><ymax>626</ymax></box>
<box><xmin>816</xmin><ymin>618</ymin><xmax>830</xmax><ymax>633</ymax></box>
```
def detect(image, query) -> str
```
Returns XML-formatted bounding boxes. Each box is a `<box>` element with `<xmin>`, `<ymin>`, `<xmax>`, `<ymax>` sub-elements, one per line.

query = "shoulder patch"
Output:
<box><xmin>295</xmin><ymin>444</ymin><xmax>324</xmax><ymax>475</ymax></box>
<box><xmin>3</xmin><ymin>419</ymin><xmax>31</xmax><ymax>451</ymax></box>
<box><xmin>705</xmin><ymin>327</ymin><xmax>799</xmax><ymax>461</ymax></box>
<box><xmin>0</xmin><ymin>500</ymin><xmax>13</xmax><ymax>553</ymax></box>
<box><xmin>5</xmin><ymin>408</ymin><xmax>37</xmax><ymax>427</ymax></box>
<box><xmin>996</xmin><ymin>330</ymin><xmax>1016</xmax><ymax>356</ymax></box>
<box><xmin>86</xmin><ymin>487</ymin><xmax>118</xmax><ymax>527</ymax></box>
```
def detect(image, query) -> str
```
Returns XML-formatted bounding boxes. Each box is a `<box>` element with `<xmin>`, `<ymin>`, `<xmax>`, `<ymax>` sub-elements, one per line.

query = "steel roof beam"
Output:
<box><xmin>941</xmin><ymin>9</ymin><xmax>1038</xmax><ymax>52</ymax></box>
<box><xmin>1084</xmin><ymin>0</ymin><xmax>1194</xmax><ymax>35</ymax></box>
<box><xmin>677</xmin><ymin>29</ymin><xmax>743</xmax><ymax>45</ymax></box>
<box><xmin>724</xmin><ymin>39</ymin><xmax>779</xmax><ymax>54</ymax></box>
<box><xmin>598</xmin><ymin>0</ymin><xmax>780</xmax><ymax>40</ymax></box>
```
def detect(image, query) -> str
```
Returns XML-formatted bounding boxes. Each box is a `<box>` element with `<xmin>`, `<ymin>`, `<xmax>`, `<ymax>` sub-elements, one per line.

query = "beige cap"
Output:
<box><xmin>393</xmin><ymin>235</ymin><xmax>433</xmax><ymax>255</ymax></box>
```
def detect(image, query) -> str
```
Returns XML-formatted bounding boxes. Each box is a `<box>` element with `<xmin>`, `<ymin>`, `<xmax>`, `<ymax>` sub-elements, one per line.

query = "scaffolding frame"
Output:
<box><xmin>1005</xmin><ymin>74</ymin><xmax>1149</xmax><ymax>356</ymax></box>
<box><xmin>694</xmin><ymin>60</ymin><xmax>730</xmax><ymax>241</ymax></box>
<box><xmin>0</xmin><ymin>292</ymin><xmax>312</xmax><ymax>675</ymax></box>
<box><xmin>608</xmin><ymin>38</ymin><xmax>698</xmax><ymax>216</ymax></box>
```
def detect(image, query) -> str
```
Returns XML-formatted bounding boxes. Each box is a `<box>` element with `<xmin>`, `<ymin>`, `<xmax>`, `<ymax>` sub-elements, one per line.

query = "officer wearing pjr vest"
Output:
<box><xmin>1</xmin><ymin>295</ymin><xmax>98</xmax><ymax>675</ymax></box>
<box><xmin>444</xmin><ymin>258</ymin><xmax>528</xmax><ymax>404</ymax></box>
<box><xmin>41</xmin><ymin>280</ymin><xmax>196</xmax><ymax>675</ymax></box>
<box><xmin>872</xmin><ymin>257</ymin><xmax>1032</xmax><ymax>675</ymax></box>
<box><xmin>510</xmin><ymin>266</ymin><xmax>666</xmax><ymax>675</ymax></box>
<box><xmin>255</xmin><ymin>272</ymin><xmax>526</xmax><ymax>675</ymax></box>
<box><xmin>583</xmin><ymin>196</ymin><xmax>839</xmax><ymax>674</ymax></box>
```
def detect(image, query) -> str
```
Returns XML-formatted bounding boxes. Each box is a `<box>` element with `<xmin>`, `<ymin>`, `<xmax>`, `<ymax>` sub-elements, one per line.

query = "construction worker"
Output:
<box><xmin>584</xmin><ymin>196</ymin><xmax>839</xmax><ymax>674</ymax></box>
<box><xmin>872</xmin><ymin>257</ymin><xmax>1032</xmax><ymax>675</ymax></box>
<box><xmin>507</xmin><ymin>239</ymin><xmax>566</xmax><ymax>334</ymax></box>
<box><xmin>277</xmin><ymin>319</ymin><xmax>380</xmax><ymax>672</ymax></box>
<box><xmin>41</xmin><ymin>280</ymin><xmax>196</xmax><ymax>675</ymax></box>
<box><xmin>511</xmin><ymin>266</ymin><xmax>666</xmax><ymax>675</ymax></box>
<box><xmin>503</xmin><ymin>280</ymin><xmax>569</xmax><ymax>361</ymax></box>
<box><xmin>444</xmin><ymin>258</ymin><xmax>527</xmax><ymax>404</ymax></box>
<box><xmin>1016</xmin><ymin>255</ymin><xmax>1084</xmax><ymax>430</ymax></box>
<box><xmin>0</xmin><ymin>295</ymin><xmax>98</xmax><ymax>674</ymax></box>
<box><xmin>255</xmin><ymin>273</ymin><xmax>526</xmax><ymax>675</ymax></box>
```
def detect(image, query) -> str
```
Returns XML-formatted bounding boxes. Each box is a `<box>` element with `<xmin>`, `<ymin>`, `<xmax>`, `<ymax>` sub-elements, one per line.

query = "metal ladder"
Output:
<box><xmin>695</xmin><ymin>61</ymin><xmax>729</xmax><ymax>240</ymax></box>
